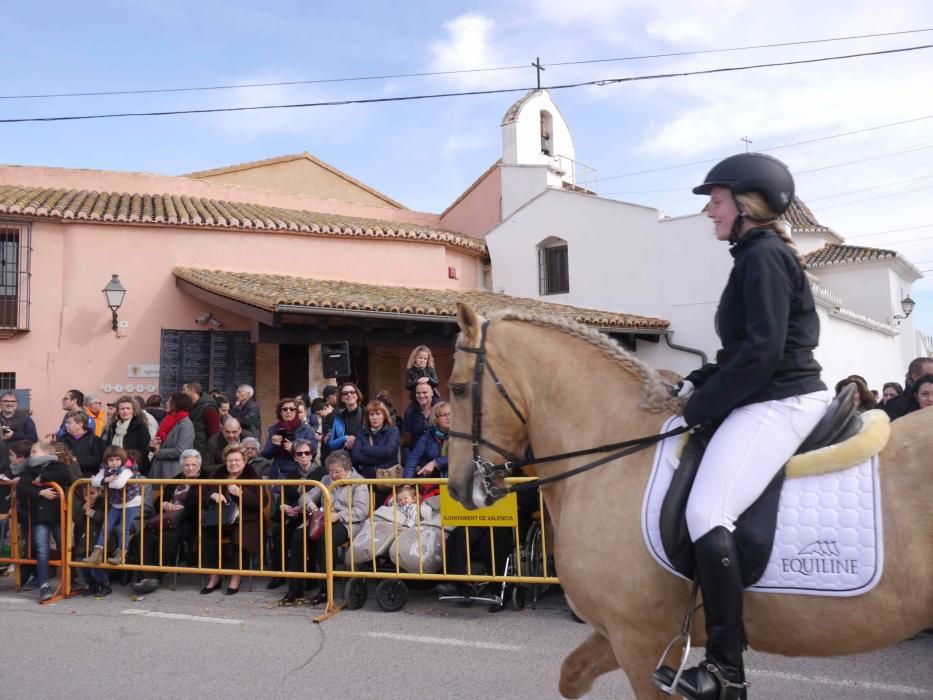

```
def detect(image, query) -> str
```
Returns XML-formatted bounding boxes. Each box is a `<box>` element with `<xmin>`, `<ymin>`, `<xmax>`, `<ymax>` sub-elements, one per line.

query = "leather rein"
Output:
<box><xmin>448</xmin><ymin>319</ymin><xmax>690</xmax><ymax>497</ymax></box>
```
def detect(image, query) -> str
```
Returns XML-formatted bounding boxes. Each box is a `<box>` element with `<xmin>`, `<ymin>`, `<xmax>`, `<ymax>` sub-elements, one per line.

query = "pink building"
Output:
<box><xmin>0</xmin><ymin>150</ymin><xmax>666</xmax><ymax>433</ymax></box>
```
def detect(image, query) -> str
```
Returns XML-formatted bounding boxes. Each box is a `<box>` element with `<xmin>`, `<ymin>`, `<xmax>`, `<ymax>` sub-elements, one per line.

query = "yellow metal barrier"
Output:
<box><xmin>327</xmin><ymin>477</ymin><xmax>558</xmax><ymax>611</ymax></box>
<box><xmin>30</xmin><ymin>476</ymin><xmax>561</xmax><ymax>617</ymax></box>
<box><xmin>0</xmin><ymin>480</ymin><xmax>69</xmax><ymax>603</ymax></box>
<box><xmin>65</xmin><ymin>478</ymin><xmax>337</xmax><ymax>613</ymax></box>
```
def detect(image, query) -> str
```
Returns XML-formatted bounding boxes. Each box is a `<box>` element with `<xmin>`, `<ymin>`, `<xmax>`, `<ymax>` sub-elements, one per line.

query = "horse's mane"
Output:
<box><xmin>489</xmin><ymin>310</ymin><xmax>684</xmax><ymax>414</ymax></box>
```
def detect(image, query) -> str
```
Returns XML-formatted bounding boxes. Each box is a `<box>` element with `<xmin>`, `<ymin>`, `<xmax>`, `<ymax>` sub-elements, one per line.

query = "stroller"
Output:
<box><xmin>343</xmin><ymin>488</ymin><xmax>447</xmax><ymax>612</ymax></box>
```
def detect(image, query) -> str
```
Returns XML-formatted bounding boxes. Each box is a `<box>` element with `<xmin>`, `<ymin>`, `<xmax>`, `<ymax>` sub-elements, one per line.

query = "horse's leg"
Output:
<box><xmin>558</xmin><ymin>631</ymin><xmax>619</xmax><ymax>699</ymax></box>
<box><xmin>609</xmin><ymin>631</ymin><xmax>672</xmax><ymax>700</ymax></box>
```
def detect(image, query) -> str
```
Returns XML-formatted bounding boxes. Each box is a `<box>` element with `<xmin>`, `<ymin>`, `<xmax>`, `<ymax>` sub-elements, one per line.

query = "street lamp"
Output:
<box><xmin>893</xmin><ymin>294</ymin><xmax>916</xmax><ymax>322</ymax></box>
<box><xmin>102</xmin><ymin>274</ymin><xmax>126</xmax><ymax>331</ymax></box>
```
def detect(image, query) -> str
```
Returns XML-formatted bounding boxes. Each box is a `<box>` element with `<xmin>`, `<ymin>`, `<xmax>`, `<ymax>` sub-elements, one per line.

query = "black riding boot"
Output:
<box><xmin>676</xmin><ymin>526</ymin><xmax>748</xmax><ymax>700</ymax></box>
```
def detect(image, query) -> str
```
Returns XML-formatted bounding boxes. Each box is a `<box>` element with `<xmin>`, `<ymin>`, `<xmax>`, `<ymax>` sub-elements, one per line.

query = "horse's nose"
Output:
<box><xmin>447</xmin><ymin>482</ymin><xmax>462</xmax><ymax>503</ymax></box>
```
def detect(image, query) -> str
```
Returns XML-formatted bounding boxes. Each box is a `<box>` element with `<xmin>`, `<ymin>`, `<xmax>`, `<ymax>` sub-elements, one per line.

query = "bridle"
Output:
<box><xmin>448</xmin><ymin>319</ymin><xmax>691</xmax><ymax>499</ymax></box>
<box><xmin>447</xmin><ymin>319</ymin><xmax>527</xmax><ymax>499</ymax></box>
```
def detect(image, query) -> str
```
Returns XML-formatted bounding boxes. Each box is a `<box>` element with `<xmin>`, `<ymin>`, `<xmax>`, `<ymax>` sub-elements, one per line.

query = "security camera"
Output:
<box><xmin>208</xmin><ymin>318</ymin><xmax>224</xmax><ymax>329</ymax></box>
<box><xmin>195</xmin><ymin>312</ymin><xmax>212</xmax><ymax>325</ymax></box>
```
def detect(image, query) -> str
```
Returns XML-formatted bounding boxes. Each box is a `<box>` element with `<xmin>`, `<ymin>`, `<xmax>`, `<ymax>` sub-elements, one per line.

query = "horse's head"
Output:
<box><xmin>447</xmin><ymin>302</ymin><xmax>529</xmax><ymax>509</ymax></box>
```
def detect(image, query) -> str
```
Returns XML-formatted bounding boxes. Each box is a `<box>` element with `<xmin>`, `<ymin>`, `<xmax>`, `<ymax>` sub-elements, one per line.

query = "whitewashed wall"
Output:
<box><xmin>502</xmin><ymin>91</ymin><xmax>576</xmax><ymax>169</ymax></box>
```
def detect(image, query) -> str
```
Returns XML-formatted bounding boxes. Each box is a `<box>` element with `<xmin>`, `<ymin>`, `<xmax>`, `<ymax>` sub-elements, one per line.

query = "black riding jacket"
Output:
<box><xmin>683</xmin><ymin>228</ymin><xmax>825</xmax><ymax>426</ymax></box>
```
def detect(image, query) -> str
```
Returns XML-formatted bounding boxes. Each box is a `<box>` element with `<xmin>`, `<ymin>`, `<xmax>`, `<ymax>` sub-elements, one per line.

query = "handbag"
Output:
<box><xmin>146</xmin><ymin>508</ymin><xmax>185</xmax><ymax>530</ymax></box>
<box><xmin>201</xmin><ymin>500</ymin><xmax>240</xmax><ymax>527</ymax></box>
<box><xmin>307</xmin><ymin>509</ymin><xmax>326</xmax><ymax>542</ymax></box>
<box><xmin>376</xmin><ymin>464</ymin><xmax>403</xmax><ymax>480</ymax></box>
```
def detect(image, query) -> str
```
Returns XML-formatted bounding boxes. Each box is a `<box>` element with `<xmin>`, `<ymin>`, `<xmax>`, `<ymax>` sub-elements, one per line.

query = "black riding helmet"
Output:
<box><xmin>693</xmin><ymin>152</ymin><xmax>795</xmax><ymax>215</ymax></box>
<box><xmin>694</xmin><ymin>152</ymin><xmax>794</xmax><ymax>244</ymax></box>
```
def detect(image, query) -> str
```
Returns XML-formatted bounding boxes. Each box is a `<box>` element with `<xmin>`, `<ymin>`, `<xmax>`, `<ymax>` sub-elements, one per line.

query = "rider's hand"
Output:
<box><xmin>672</xmin><ymin>380</ymin><xmax>695</xmax><ymax>399</ymax></box>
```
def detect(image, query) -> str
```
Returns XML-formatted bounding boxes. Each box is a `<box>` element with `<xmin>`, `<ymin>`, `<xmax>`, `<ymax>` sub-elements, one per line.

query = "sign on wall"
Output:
<box><xmin>128</xmin><ymin>363</ymin><xmax>160</xmax><ymax>378</ymax></box>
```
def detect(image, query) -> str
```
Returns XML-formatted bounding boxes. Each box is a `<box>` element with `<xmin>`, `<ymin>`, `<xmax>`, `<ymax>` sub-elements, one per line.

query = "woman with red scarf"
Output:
<box><xmin>149</xmin><ymin>392</ymin><xmax>195</xmax><ymax>479</ymax></box>
<box><xmin>260</xmin><ymin>397</ymin><xmax>315</xmax><ymax>479</ymax></box>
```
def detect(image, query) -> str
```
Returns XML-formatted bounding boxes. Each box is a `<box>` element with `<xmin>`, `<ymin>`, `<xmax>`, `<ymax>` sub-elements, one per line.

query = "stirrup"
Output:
<box><xmin>651</xmin><ymin>582</ymin><xmax>700</xmax><ymax>696</ymax></box>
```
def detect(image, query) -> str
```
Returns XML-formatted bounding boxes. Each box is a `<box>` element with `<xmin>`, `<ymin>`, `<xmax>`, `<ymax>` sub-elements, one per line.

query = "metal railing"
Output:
<box><xmin>0</xmin><ymin>476</ymin><xmax>561</xmax><ymax>618</ymax></box>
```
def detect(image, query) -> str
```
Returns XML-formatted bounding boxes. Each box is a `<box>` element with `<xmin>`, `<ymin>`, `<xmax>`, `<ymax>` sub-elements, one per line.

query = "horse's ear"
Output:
<box><xmin>456</xmin><ymin>302</ymin><xmax>481</xmax><ymax>339</ymax></box>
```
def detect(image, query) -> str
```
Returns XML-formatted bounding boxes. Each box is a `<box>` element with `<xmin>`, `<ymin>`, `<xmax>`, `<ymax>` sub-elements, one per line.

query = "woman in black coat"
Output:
<box><xmin>60</xmin><ymin>411</ymin><xmax>105</xmax><ymax>478</ymax></box>
<box><xmin>17</xmin><ymin>441</ymin><xmax>72</xmax><ymax>600</ymax></box>
<box><xmin>102</xmin><ymin>395</ymin><xmax>152</xmax><ymax>474</ymax></box>
<box><xmin>657</xmin><ymin>154</ymin><xmax>828</xmax><ymax>700</ymax></box>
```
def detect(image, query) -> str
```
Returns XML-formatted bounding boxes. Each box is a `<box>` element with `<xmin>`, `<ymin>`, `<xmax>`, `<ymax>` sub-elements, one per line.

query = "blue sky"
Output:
<box><xmin>2</xmin><ymin>0</ymin><xmax>933</xmax><ymax>334</ymax></box>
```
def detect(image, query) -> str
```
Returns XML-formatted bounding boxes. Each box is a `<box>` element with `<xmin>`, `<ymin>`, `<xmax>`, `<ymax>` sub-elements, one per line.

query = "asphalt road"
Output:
<box><xmin>1</xmin><ymin>574</ymin><xmax>930</xmax><ymax>699</ymax></box>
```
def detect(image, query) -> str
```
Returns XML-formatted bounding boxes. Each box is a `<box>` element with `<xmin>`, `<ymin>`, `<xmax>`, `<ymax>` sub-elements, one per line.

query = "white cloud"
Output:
<box><xmin>428</xmin><ymin>14</ymin><xmax>509</xmax><ymax>88</ymax></box>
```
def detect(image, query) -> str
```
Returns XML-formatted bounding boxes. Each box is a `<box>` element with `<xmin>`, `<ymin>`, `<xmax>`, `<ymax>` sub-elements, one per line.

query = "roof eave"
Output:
<box><xmin>274</xmin><ymin>303</ymin><xmax>667</xmax><ymax>333</ymax></box>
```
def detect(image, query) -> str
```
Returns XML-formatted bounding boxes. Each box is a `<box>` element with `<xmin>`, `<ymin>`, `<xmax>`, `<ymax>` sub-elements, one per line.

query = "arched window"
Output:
<box><xmin>540</xmin><ymin>110</ymin><xmax>554</xmax><ymax>156</ymax></box>
<box><xmin>537</xmin><ymin>236</ymin><xmax>569</xmax><ymax>295</ymax></box>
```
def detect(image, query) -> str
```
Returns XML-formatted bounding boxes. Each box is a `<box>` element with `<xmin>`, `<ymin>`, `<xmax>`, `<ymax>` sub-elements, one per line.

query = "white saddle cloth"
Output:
<box><xmin>642</xmin><ymin>416</ymin><xmax>884</xmax><ymax>597</ymax></box>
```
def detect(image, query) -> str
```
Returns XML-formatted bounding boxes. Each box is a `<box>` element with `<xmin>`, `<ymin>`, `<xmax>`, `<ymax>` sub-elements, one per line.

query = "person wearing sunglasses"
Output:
<box><xmin>261</xmin><ymin>398</ymin><xmax>315</xmax><ymax>481</ymax></box>
<box><xmin>326</xmin><ymin>383</ymin><xmax>365</xmax><ymax>455</ymax></box>
<box><xmin>267</xmin><ymin>438</ymin><xmax>324</xmax><ymax>590</ymax></box>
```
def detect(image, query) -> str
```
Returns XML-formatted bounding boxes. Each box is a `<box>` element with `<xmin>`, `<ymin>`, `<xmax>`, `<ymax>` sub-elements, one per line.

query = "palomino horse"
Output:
<box><xmin>446</xmin><ymin>303</ymin><xmax>933</xmax><ymax>699</ymax></box>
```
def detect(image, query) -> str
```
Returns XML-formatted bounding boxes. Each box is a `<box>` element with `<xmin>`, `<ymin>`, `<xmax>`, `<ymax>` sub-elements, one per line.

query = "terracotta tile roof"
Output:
<box><xmin>174</xmin><ymin>267</ymin><xmax>670</xmax><ymax>331</ymax></box>
<box><xmin>804</xmin><ymin>243</ymin><xmax>898</xmax><ymax>268</ymax></box>
<box><xmin>182</xmin><ymin>151</ymin><xmax>405</xmax><ymax>209</ymax></box>
<box><xmin>0</xmin><ymin>184</ymin><xmax>487</xmax><ymax>257</ymax></box>
<box><xmin>781</xmin><ymin>197</ymin><xmax>843</xmax><ymax>242</ymax></box>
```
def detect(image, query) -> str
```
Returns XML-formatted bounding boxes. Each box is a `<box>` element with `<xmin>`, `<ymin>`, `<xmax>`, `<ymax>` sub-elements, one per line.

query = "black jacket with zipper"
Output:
<box><xmin>683</xmin><ymin>228</ymin><xmax>825</xmax><ymax>426</ymax></box>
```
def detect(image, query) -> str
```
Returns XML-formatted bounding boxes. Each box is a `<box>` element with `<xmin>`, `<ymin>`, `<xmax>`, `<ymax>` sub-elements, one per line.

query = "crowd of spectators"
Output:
<box><xmin>3</xmin><ymin>349</ymin><xmax>929</xmax><ymax>604</ymax></box>
<box><xmin>0</xmin><ymin>347</ymin><xmax>461</xmax><ymax>603</ymax></box>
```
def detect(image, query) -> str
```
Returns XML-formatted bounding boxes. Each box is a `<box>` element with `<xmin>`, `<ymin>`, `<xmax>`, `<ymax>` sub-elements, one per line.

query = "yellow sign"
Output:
<box><xmin>439</xmin><ymin>485</ymin><xmax>518</xmax><ymax>527</ymax></box>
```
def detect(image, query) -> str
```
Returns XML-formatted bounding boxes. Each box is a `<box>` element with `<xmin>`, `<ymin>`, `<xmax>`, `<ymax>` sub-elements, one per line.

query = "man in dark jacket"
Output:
<box><xmin>229</xmin><ymin>384</ymin><xmax>261</xmax><ymax>439</ymax></box>
<box><xmin>51</xmin><ymin>389</ymin><xmax>96</xmax><ymax>439</ymax></box>
<box><xmin>884</xmin><ymin>357</ymin><xmax>933</xmax><ymax>420</ymax></box>
<box><xmin>0</xmin><ymin>391</ymin><xmax>38</xmax><ymax>471</ymax></box>
<box><xmin>207</xmin><ymin>417</ymin><xmax>243</xmax><ymax>471</ymax></box>
<box><xmin>182</xmin><ymin>382</ymin><xmax>221</xmax><ymax>467</ymax></box>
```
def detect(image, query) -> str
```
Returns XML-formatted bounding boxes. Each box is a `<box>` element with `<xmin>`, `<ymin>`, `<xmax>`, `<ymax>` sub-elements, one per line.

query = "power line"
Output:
<box><xmin>4</xmin><ymin>27</ymin><xmax>931</xmax><ymax>101</ymax></box>
<box><xmin>797</xmin><ymin>143</ymin><xmax>933</xmax><ymax>174</ymax></box>
<box><xmin>813</xmin><ymin>184</ymin><xmax>933</xmax><ymax>210</ymax></box>
<box><xmin>601</xmin><ymin>114</ymin><xmax>933</xmax><ymax>181</ymax></box>
<box><xmin>805</xmin><ymin>173</ymin><xmax>933</xmax><ymax>202</ymax></box>
<box><xmin>548</xmin><ymin>28</ymin><xmax>933</xmax><ymax>67</ymax></box>
<box><xmin>2</xmin><ymin>43</ymin><xmax>931</xmax><ymax>124</ymax></box>
<box><xmin>606</xmin><ymin>145</ymin><xmax>933</xmax><ymax>197</ymax></box>
<box><xmin>847</xmin><ymin>225</ymin><xmax>933</xmax><ymax>239</ymax></box>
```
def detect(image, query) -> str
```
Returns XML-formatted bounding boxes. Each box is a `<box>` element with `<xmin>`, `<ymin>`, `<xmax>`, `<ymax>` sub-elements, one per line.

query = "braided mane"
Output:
<box><xmin>488</xmin><ymin>310</ymin><xmax>684</xmax><ymax>414</ymax></box>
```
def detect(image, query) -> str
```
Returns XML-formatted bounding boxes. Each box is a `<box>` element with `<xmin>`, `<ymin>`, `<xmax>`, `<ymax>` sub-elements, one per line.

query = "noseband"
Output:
<box><xmin>448</xmin><ymin>319</ymin><xmax>691</xmax><ymax>498</ymax></box>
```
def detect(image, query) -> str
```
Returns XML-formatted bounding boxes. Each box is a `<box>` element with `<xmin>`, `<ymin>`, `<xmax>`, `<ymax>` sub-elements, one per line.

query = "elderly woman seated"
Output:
<box><xmin>133</xmin><ymin>449</ymin><xmax>206</xmax><ymax>593</ymax></box>
<box><xmin>280</xmin><ymin>451</ymin><xmax>369</xmax><ymax>605</ymax></box>
<box><xmin>200</xmin><ymin>445</ymin><xmax>261</xmax><ymax>596</ymax></box>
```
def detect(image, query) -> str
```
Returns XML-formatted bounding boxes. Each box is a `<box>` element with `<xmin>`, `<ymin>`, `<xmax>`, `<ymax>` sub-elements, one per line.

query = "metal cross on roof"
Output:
<box><xmin>532</xmin><ymin>57</ymin><xmax>546</xmax><ymax>90</ymax></box>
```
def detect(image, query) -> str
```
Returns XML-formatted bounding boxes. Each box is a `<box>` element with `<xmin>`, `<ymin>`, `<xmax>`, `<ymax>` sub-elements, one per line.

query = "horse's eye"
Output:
<box><xmin>450</xmin><ymin>384</ymin><xmax>466</xmax><ymax>398</ymax></box>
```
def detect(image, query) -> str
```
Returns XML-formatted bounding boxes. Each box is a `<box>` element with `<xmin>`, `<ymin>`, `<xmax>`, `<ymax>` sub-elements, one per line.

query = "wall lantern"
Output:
<box><xmin>893</xmin><ymin>295</ymin><xmax>916</xmax><ymax>322</ymax></box>
<box><xmin>102</xmin><ymin>274</ymin><xmax>127</xmax><ymax>331</ymax></box>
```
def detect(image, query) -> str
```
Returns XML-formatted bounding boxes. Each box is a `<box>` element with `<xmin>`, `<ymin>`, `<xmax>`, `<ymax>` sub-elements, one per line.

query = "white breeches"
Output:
<box><xmin>686</xmin><ymin>390</ymin><xmax>830</xmax><ymax>542</ymax></box>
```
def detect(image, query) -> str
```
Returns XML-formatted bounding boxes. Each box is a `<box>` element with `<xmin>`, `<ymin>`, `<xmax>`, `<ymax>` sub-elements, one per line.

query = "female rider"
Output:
<box><xmin>656</xmin><ymin>153</ymin><xmax>829</xmax><ymax>700</ymax></box>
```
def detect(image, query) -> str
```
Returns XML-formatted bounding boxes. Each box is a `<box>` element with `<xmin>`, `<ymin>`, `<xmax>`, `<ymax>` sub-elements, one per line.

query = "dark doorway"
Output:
<box><xmin>279</xmin><ymin>344</ymin><xmax>309</xmax><ymax>399</ymax></box>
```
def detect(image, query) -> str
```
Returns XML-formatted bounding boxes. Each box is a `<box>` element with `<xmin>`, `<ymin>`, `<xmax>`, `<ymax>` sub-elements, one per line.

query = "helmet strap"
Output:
<box><xmin>728</xmin><ymin>193</ymin><xmax>745</xmax><ymax>246</ymax></box>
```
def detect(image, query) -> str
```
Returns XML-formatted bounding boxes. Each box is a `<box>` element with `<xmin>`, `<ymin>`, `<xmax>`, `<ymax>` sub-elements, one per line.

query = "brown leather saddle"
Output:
<box><xmin>660</xmin><ymin>384</ymin><xmax>861</xmax><ymax>587</ymax></box>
